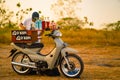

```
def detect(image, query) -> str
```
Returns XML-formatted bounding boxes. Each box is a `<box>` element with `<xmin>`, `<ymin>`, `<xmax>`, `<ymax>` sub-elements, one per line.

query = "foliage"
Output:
<box><xmin>51</xmin><ymin>0</ymin><xmax>81</xmax><ymax>18</ymax></box>
<box><xmin>60</xmin><ymin>29</ymin><xmax>120</xmax><ymax>46</ymax></box>
<box><xmin>16</xmin><ymin>2</ymin><xmax>32</xmax><ymax>23</ymax></box>
<box><xmin>51</xmin><ymin>0</ymin><xmax>94</xmax><ymax>30</ymax></box>
<box><xmin>0</xmin><ymin>0</ymin><xmax>33</xmax><ymax>28</ymax></box>
<box><xmin>0</xmin><ymin>27</ymin><xmax>18</xmax><ymax>44</ymax></box>
<box><xmin>57</xmin><ymin>17</ymin><xmax>85</xmax><ymax>30</ymax></box>
<box><xmin>105</xmin><ymin>20</ymin><xmax>120</xmax><ymax>31</ymax></box>
<box><xmin>57</xmin><ymin>17</ymin><xmax>94</xmax><ymax>30</ymax></box>
<box><xmin>0</xmin><ymin>0</ymin><xmax>15</xmax><ymax>28</ymax></box>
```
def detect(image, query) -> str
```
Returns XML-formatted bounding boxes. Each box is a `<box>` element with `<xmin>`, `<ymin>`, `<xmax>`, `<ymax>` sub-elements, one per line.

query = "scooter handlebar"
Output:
<box><xmin>45</xmin><ymin>34</ymin><xmax>52</xmax><ymax>37</ymax></box>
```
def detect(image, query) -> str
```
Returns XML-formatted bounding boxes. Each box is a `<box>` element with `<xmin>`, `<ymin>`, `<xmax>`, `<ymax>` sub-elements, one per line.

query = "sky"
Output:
<box><xmin>80</xmin><ymin>0</ymin><xmax>120</xmax><ymax>29</ymax></box>
<box><xmin>5</xmin><ymin>0</ymin><xmax>120</xmax><ymax>29</ymax></box>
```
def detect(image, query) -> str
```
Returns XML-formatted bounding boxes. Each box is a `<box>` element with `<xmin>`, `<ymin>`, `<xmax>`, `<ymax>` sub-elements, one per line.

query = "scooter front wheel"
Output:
<box><xmin>11</xmin><ymin>52</ymin><xmax>32</xmax><ymax>75</ymax></box>
<box><xmin>60</xmin><ymin>54</ymin><xmax>84</xmax><ymax>78</ymax></box>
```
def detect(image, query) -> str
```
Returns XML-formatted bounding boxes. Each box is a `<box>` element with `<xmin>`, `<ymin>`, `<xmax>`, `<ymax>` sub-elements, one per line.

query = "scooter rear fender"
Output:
<box><xmin>8</xmin><ymin>48</ymin><xmax>17</xmax><ymax>58</ymax></box>
<box><xmin>9</xmin><ymin>43</ymin><xmax>45</xmax><ymax>61</ymax></box>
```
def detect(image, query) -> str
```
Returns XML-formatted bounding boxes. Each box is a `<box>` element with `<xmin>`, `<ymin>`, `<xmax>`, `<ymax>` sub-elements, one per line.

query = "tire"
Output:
<box><xmin>60</xmin><ymin>54</ymin><xmax>84</xmax><ymax>78</ymax></box>
<box><xmin>11</xmin><ymin>52</ymin><xmax>32</xmax><ymax>75</ymax></box>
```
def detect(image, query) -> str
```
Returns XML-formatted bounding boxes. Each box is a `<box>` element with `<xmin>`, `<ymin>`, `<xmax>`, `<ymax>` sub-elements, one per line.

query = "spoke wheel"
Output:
<box><xmin>60</xmin><ymin>54</ymin><xmax>84</xmax><ymax>78</ymax></box>
<box><xmin>11</xmin><ymin>52</ymin><xmax>32</xmax><ymax>74</ymax></box>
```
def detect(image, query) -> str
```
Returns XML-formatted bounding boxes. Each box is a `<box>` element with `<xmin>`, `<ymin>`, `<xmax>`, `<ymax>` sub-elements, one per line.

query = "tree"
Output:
<box><xmin>83</xmin><ymin>16</ymin><xmax>94</xmax><ymax>28</ymax></box>
<box><xmin>16</xmin><ymin>2</ymin><xmax>32</xmax><ymax>23</ymax></box>
<box><xmin>0</xmin><ymin>0</ymin><xmax>34</xmax><ymax>28</ymax></box>
<box><xmin>106</xmin><ymin>20</ymin><xmax>120</xmax><ymax>31</ymax></box>
<box><xmin>51</xmin><ymin>0</ymin><xmax>81</xmax><ymax>18</ymax></box>
<box><xmin>0</xmin><ymin>0</ymin><xmax>14</xmax><ymax>28</ymax></box>
<box><xmin>57</xmin><ymin>17</ymin><xmax>85</xmax><ymax>30</ymax></box>
<box><xmin>51</xmin><ymin>0</ymin><xmax>93</xmax><ymax>30</ymax></box>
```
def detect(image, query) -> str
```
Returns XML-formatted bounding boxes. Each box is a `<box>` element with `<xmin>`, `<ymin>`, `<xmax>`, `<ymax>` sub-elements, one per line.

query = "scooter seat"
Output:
<box><xmin>29</xmin><ymin>43</ymin><xmax>44</xmax><ymax>48</ymax></box>
<box><xmin>14</xmin><ymin>43</ymin><xmax>44</xmax><ymax>48</ymax></box>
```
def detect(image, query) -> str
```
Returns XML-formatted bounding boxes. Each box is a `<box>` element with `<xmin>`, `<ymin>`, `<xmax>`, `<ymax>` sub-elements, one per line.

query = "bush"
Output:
<box><xmin>0</xmin><ymin>27</ymin><xmax>120</xmax><ymax>46</ymax></box>
<box><xmin>61</xmin><ymin>29</ymin><xmax>120</xmax><ymax>46</ymax></box>
<box><xmin>0</xmin><ymin>27</ymin><xmax>18</xmax><ymax>44</ymax></box>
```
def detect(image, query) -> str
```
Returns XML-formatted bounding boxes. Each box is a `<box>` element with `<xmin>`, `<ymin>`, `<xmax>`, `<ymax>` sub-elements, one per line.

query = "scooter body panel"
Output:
<box><xmin>44</xmin><ymin>38</ymin><xmax>64</xmax><ymax>69</ymax></box>
<box><xmin>61</xmin><ymin>47</ymin><xmax>79</xmax><ymax>57</ymax></box>
<box><xmin>10</xmin><ymin>36</ymin><xmax>64</xmax><ymax>69</ymax></box>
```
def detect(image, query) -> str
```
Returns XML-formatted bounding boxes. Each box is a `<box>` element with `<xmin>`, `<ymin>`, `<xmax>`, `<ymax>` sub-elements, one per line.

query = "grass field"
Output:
<box><xmin>0</xmin><ymin>28</ymin><xmax>120</xmax><ymax>46</ymax></box>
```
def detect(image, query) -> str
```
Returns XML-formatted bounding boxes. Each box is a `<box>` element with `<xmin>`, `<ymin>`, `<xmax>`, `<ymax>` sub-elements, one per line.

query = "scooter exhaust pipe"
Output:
<box><xmin>11</xmin><ymin>62</ymin><xmax>37</xmax><ymax>68</ymax></box>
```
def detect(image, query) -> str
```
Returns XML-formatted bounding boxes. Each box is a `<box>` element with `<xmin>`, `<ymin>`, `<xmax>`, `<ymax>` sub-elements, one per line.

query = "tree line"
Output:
<box><xmin>0</xmin><ymin>0</ymin><xmax>119</xmax><ymax>31</ymax></box>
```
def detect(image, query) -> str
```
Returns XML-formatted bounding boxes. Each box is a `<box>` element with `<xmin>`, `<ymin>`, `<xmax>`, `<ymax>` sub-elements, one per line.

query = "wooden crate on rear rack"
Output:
<box><xmin>11</xmin><ymin>30</ymin><xmax>38</xmax><ymax>43</ymax></box>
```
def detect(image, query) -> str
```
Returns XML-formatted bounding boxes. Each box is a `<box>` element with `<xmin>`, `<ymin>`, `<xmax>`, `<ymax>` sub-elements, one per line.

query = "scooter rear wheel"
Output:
<box><xmin>11</xmin><ymin>52</ymin><xmax>32</xmax><ymax>75</ymax></box>
<box><xmin>60</xmin><ymin>54</ymin><xmax>84</xmax><ymax>78</ymax></box>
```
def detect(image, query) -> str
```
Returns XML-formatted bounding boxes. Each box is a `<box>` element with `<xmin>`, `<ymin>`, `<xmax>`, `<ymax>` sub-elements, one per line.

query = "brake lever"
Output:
<box><xmin>45</xmin><ymin>34</ymin><xmax>52</xmax><ymax>36</ymax></box>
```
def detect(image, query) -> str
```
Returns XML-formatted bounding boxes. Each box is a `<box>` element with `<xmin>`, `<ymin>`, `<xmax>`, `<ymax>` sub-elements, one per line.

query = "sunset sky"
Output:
<box><xmin>5</xmin><ymin>0</ymin><xmax>120</xmax><ymax>29</ymax></box>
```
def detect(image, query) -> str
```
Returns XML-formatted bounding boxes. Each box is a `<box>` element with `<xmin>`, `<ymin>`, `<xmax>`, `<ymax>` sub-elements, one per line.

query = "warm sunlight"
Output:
<box><xmin>5</xmin><ymin>0</ymin><xmax>120</xmax><ymax>29</ymax></box>
<box><xmin>1</xmin><ymin>1</ymin><xmax>120</xmax><ymax>80</ymax></box>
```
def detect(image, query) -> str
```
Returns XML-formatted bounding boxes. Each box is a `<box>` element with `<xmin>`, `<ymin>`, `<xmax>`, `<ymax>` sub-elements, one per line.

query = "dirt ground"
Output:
<box><xmin>0</xmin><ymin>44</ymin><xmax>120</xmax><ymax>80</ymax></box>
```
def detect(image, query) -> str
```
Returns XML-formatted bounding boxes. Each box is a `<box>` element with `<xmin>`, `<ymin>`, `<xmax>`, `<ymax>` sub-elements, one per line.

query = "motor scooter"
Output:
<box><xmin>9</xmin><ymin>29</ymin><xmax>84</xmax><ymax>78</ymax></box>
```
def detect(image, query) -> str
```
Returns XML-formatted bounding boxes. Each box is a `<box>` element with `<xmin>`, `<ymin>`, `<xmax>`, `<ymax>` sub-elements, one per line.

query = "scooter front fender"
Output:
<box><xmin>61</xmin><ymin>47</ymin><xmax>79</xmax><ymax>57</ymax></box>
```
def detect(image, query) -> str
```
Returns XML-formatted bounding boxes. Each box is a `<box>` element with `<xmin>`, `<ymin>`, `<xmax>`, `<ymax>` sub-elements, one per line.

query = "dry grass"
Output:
<box><xmin>1</xmin><ymin>29</ymin><xmax>120</xmax><ymax>46</ymax></box>
<box><xmin>0</xmin><ymin>44</ymin><xmax>120</xmax><ymax>80</ymax></box>
<box><xmin>61</xmin><ymin>29</ymin><xmax>120</xmax><ymax>46</ymax></box>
